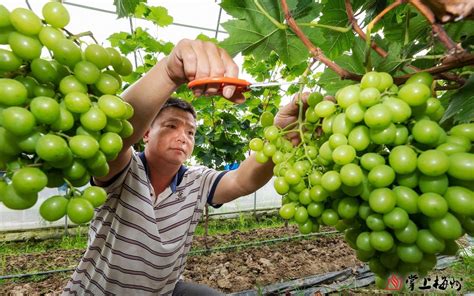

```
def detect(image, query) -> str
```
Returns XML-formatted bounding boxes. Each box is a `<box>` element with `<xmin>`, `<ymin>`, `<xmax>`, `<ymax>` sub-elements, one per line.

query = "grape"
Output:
<box><xmin>42</xmin><ymin>2</ymin><xmax>70</xmax><ymax>28</ymax></box>
<box><xmin>67</xmin><ymin>198</ymin><xmax>94</xmax><ymax>224</ymax></box>
<box><xmin>398</xmin><ymin>83</ymin><xmax>431</xmax><ymax>106</ymax></box>
<box><xmin>98</xmin><ymin>95</ymin><xmax>127</xmax><ymax>118</ymax></box>
<box><xmin>307</xmin><ymin>92</ymin><xmax>323</xmax><ymax>106</ymax></box>
<box><xmin>0</xmin><ymin>1</ymin><xmax>135</xmax><ymax>226</ymax></box>
<box><xmin>74</xmin><ymin>61</ymin><xmax>101</xmax><ymax>85</ymax></box>
<box><xmin>417</xmin><ymin>150</ymin><xmax>449</xmax><ymax>176</ymax></box>
<box><xmin>12</xmin><ymin>167</ymin><xmax>48</xmax><ymax>195</ymax></box>
<box><xmin>30</xmin><ymin>96</ymin><xmax>61</xmax><ymax>124</ymax></box>
<box><xmin>314</xmin><ymin>101</ymin><xmax>336</xmax><ymax>118</ymax></box>
<box><xmin>39</xmin><ymin>26</ymin><xmax>65</xmax><ymax>50</ymax></box>
<box><xmin>0</xmin><ymin>5</ymin><xmax>11</xmax><ymax>28</ymax></box>
<box><xmin>52</xmin><ymin>39</ymin><xmax>82</xmax><ymax>68</ymax></box>
<box><xmin>0</xmin><ymin>78</ymin><xmax>28</xmax><ymax>106</ymax></box>
<box><xmin>0</xmin><ymin>48</ymin><xmax>22</xmax><ymax>71</ymax></box>
<box><xmin>95</xmin><ymin>73</ymin><xmax>120</xmax><ymax>94</ymax></box>
<box><xmin>2</xmin><ymin>107</ymin><xmax>36</xmax><ymax>136</ymax></box>
<box><xmin>360</xmin><ymin>72</ymin><xmax>381</xmax><ymax>89</ymax></box>
<box><xmin>364</xmin><ymin>104</ymin><xmax>392</xmax><ymax>129</ymax></box>
<box><xmin>31</xmin><ymin>58</ymin><xmax>59</xmax><ymax>84</ymax></box>
<box><xmin>40</xmin><ymin>195</ymin><xmax>69</xmax><ymax>221</ymax></box>
<box><xmin>406</xmin><ymin>72</ymin><xmax>433</xmax><ymax>86</ymax></box>
<box><xmin>447</xmin><ymin>152</ymin><xmax>474</xmax><ymax>181</ymax></box>
<box><xmin>8</xmin><ymin>32</ymin><xmax>42</xmax><ymax>60</ymax></box>
<box><xmin>85</xmin><ymin>44</ymin><xmax>111</xmax><ymax>70</ymax></box>
<box><xmin>359</xmin><ymin>88</ymin><xmax>380</xmax><ymax>107</ymax></box>
<box><xmin>10</xmin><ymin>8</ymin><xmax>42</xmax><ymax>36</ymax></box>
<box><xmin>336</xmin><ymin>85</ymin><xmax>360</xmax><ymax>108</ymax></box>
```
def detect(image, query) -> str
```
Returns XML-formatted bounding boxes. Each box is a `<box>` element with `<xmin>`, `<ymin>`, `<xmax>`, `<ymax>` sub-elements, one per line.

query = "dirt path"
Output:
<box><xmin>0</xmin><ymin>226</ymin><xmax>359</xmax><ymax>295</ymax></box>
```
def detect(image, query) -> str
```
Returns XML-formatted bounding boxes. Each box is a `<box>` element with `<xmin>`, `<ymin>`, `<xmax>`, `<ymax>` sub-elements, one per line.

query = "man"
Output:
<box><xmin>63</xmin><ymin>39</ymin><xmax>303</xmax><ymax>295</ymax></box>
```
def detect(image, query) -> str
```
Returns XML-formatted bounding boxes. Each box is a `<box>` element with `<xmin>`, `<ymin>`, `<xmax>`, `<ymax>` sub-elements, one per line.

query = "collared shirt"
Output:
<box><xmin>63</xmin><ymin>150</ymin><xmax>226</xmax><ymax>295</ymax></box>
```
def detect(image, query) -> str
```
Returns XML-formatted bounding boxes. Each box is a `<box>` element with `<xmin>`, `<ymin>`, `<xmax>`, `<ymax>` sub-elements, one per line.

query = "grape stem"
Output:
<box><xmin>298</xmin><ymin>22</ymin><xmax>351</xmax><ymax>33</ymax></box>
<box><xmin>253</xmin><ymin>0</ymin><xmax>287</xmax><ymax>30</ymax></box>
<box><xmin>63</xmin><ymin>178</ymin><xmax>82</xmax><ymax>198</ymax></box>
<box><xmin>26</xmin><ymin>163</ymin><xmax>44</xmax><ymax>168</ymax></box>
<box><xmin>54</xmin><ymin>132</ymin><xmax>71</xmax><ymax>140</ymax></box>
<box><xmin>68</xmin><ymin>31</ymin><xmax>99</xmax><ymax>44</ymax></box>
<box><xmin>280</xmin><ymin>0</ymin><xmax>362</xmax><ymax>81</ymax></box>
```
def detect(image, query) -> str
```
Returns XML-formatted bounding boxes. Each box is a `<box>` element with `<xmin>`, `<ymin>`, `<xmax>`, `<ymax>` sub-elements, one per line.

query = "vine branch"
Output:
<box><xmin>367</xmin><ymin>0</ymin><xmax>405</xmax><ymax>31</ymax></box>
<box><xmin>280</xmin><ymin>0</ymin><xmax>361</xmax><ymax>81</ymax></box>
<box><xmin>344</xmin><ymin>0</ymin><xmax>465</xmax><ymax>85</ymax></box>
<box><xmin>344</xmin><ymin>0</ymin><xmax>388</xmax><ymax>58</ymax></box>
<box><xmin>408</xmin><ymin>0</ymin><xmax>460</xmax><ymax>52</ymax></box>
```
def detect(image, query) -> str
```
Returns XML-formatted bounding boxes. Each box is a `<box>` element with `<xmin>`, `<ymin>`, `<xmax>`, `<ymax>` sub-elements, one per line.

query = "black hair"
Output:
<box><xmin>152</xmin><ymin>97</ymin><xmax>196</xmax><ymax>125</ymax></box>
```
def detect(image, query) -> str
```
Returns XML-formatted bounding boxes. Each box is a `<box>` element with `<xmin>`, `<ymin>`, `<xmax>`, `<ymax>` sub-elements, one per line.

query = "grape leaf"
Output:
<box><xmin>318</xmin><ymin>69</ymin><xmax>355</xmax><ymax>95</ymax></box>
<box><xmin>383</xmin><ymin>11</ymin><xmax>429</xmax><ymax>45</ymax></box>
<box><xmin>318</xmin><ymin>0</ymin><xmax>354</xmax><ymax>59</ymax></box>
<box><xmin>219</xmin><ymin>0</ymin><xmax>323</xmax><ymax>67</ymax></box>
<box><xmin>147</xmin><ymin>6</ymin><xmax>173</xmax><ymax>27</ymax></box>
<box><xmin>441</xmin><ymin>75</ymin><xmax>474</xmax><ymax>124</ymax></box>
<box><xmin>196</xmin><ymin>34</ymin><xmax>218</xmax><ymax>43</ymax></box>
<box><xmin>108</xmin><ymin>28</ymin><xmax>165</xmax><ymax>55</ymax></box>
<box><xmin>374</xmin><ymin>42</ymin><xmax>403</xmax><ymax>73</ymax></box>
<box><xmin>113</xmin><ymin>0</ymin><xmax>144</xmax><ymax>18</ymax></box>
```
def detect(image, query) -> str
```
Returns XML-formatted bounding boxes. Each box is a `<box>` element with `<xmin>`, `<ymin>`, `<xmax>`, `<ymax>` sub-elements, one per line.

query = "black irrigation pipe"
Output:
<box><xmin>0</xmin><ymin>268</ymin><xmax>75</xmax><ymax>280</ymax></box>
<box><xmin>0</xmin><ymin>231</ymin><xmax>340</xmax><ymax>280</ymax></box>
<box><xmin>189</xmin><ymin>230</ymin><xmax>339</xmax><ymax>255</ymax></box>
<box><xmin>207</xmin><ymin>207</ymin><xmax>280</xmax><ymax>217</ymax></box>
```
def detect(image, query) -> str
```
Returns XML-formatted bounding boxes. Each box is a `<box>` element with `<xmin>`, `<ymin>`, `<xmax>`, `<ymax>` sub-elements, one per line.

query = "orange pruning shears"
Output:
<box><xmin>187</xmin><ymin>77</ymin><xmax>296</xmax><ymax>96</ymax></box>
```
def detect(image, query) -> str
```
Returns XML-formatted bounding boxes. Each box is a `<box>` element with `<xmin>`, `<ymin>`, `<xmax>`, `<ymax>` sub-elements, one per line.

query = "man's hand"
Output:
<box><xmin>164</xmin><ymin>39</ymin><xmax>245</xmax><ymax>103</ymax></box>
<box><xmin>274</xmin><ymin>93</ymin><xmax>309</xmax><ymax>145</ymax></box>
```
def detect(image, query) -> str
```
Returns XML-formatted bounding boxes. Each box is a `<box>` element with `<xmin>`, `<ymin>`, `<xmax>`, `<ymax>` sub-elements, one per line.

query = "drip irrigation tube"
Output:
<box><xmin>189</xmin><ymin>230</ymin><xmax>339</xmax><ymax>255</ymax></box>
<box><xmin>0</xmin><ymin>268</ymin><xmax>75</xmax><ymax>280</ymax></box>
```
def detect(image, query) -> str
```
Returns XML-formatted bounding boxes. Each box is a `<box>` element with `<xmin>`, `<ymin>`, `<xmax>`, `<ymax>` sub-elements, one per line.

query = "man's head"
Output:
<box><xmin>145</xmin><ymin>98</ymin><xmax>197</xmax><ymax>166</ymax></box>
<box><xmin>152</xmin><ymin>98</ymin><xmax>196</xmax><ymax>126</ymax></box>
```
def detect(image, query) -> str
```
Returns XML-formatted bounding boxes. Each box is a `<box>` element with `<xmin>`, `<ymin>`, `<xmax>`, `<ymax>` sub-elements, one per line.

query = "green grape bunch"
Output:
<box><xmin>251</xmin><ymin>71</ymin><xmax>474</xmax><ymax>278</ymax></box>
<box><xmin>0</xmin><ymin>2</ymin><xmax>135</xmax><ymax>224</ymax></box>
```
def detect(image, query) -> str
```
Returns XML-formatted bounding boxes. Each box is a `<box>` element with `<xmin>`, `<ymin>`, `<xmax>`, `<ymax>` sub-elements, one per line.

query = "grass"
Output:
<box><xmin>0</xmin><ymin>227</ymin><xmax>89</xmax><ymax>256</ymax></box>
<box><xmin>194</xmin><ymin>212</ymin><xmax>284</xmax><ymax>236</ymax></box>
<box><xmin>0</xmin><ymin>212</ymin><xmax>284</xmax><ymax>256</ymax></box>
<box><xmin>451</xmin><ymin>248</ymin><xmax>474</xmax><ymax>292</ymax></box>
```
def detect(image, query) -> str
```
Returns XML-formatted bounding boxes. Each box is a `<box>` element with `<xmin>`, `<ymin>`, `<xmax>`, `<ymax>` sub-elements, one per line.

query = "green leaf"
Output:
<box><xmin>147</xmin><ymin>6</ymin><xmax>173</xmax><ymax>27</ymax></box>
<box><xmin>318</xmin><ymin>0</ymin><xmax>354</xmax><ymax>59</ymax></box>
<box><xmin>445</xmin><ymin>20</ymin><xmax>474</xmax><ymax>42</ymax></box>
<box><xmin>292</xmin><ymin>0</ymin><xmax>322</xmax><ymax>22</ymax></box>
<box><xmin>113</xmin><ymin>0</ymin><xmax>144</xmax><ymax>18</ymax></box>
<box><xmin>108</xmin><ymin>32</ymin><xmax>136</xmax><ymax>54</ymax></box>
<box><xmin>220</xmin><ymin>0</ymin><xmax>320</xmax><ymax>67</ymax></box>
<box><xmin>196</xmin><ymin>34</ymin><xmax>218</xmax><ymax>43</ymax></box>
<box><xmin>374</xmin><ymin>42</ymin><xmax>404</xmax><ymax>73</ymax></box>
<box><xmin>441</xmin><ymin>75</ymin><xmax>474</xmax><ymax>124</ymax></box>
<box><xmin>133</xmin><ymin>2</ymin><xmax>148</xmax><ymax>18</ymax></box>
<box><xmin>107</xmin><ymin>28</ymin><xmax>169</xmax><ymax>55</ymax></box>
<box><xmin>383</xmin><ymin>11</ymin><xmax>429</xmax><ymax>45</ymax></box>
<box><xmin>318</xmin><ymin>68</ymin><xmax>355</xmax><ymax>95</ymax></box>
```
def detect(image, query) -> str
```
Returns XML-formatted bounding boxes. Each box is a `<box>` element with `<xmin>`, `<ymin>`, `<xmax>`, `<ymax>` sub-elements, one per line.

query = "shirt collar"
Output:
<box><xmin>138</xmin><ymin>151</ymin><xmax>187</xmax><ymax>193</ymax></box>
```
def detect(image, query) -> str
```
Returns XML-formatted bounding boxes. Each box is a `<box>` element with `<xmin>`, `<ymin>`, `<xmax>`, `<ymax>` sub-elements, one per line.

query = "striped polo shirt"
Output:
<box><xmin>63</xmin><ymin>151</ymin><xmax>225</xmax><ymax>295</ymax></box>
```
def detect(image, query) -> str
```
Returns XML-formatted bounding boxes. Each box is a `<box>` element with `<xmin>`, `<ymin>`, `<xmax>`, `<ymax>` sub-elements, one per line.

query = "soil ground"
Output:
<box><xmin>1</xmin><ymin>225</ymin><xmax>471</xmax><ymax>295</ymax></box>
<box><xmin>0</xmin><ymin>225</ymin><xmax>361</xmax><ymax>295</ymax></box>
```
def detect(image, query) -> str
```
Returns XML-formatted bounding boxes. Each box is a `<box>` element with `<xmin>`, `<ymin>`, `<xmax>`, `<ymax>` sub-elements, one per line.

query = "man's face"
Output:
<box><xmin>145</xmin><ymin>107</ymin><xmax>196</xmax><ymax>165</ymax></box>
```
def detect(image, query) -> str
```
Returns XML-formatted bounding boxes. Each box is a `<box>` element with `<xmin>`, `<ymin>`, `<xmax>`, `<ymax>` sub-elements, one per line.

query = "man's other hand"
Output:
<box><xmin>274</xmin><ymin>93</ymin><xmax>310</xmax><ymax>145</ymax></box>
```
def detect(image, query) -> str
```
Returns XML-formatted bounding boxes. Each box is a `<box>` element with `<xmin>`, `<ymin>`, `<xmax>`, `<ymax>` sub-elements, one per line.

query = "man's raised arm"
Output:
<box><xmin>95</xmin><ymin>39</ymin><xmax>243</xmax><ymax>183</ymax></box>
